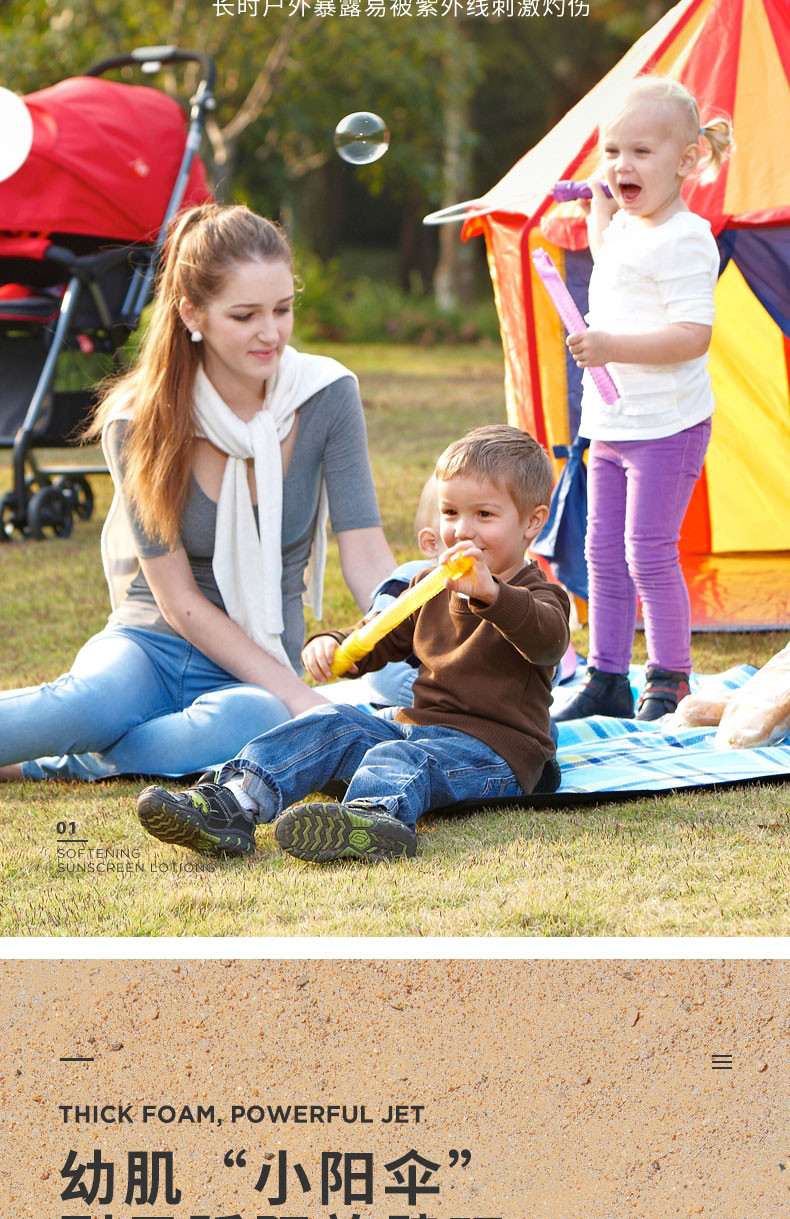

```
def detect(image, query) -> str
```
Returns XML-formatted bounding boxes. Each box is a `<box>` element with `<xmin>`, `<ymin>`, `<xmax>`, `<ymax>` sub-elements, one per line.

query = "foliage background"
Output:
<box><xmin>0</xmin><ymin>1</ymin><xmax>677</xmax><ymax>335</ymax></box>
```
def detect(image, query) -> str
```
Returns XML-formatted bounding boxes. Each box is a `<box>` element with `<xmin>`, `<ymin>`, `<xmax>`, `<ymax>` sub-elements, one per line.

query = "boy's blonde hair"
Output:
<box><xmin>413</xmin><ymin>474</ymin><xmax>439</xmax><ymax>536</ymax></box>
<box><xmin>608</xmin><ymin>75</ymin><xmax>734</xmax><ymax>181</ymax></box>
<box><xmin>435</xmin><ymin>424</ymin><xmax>553</xmax><ymax>518</ymax></box>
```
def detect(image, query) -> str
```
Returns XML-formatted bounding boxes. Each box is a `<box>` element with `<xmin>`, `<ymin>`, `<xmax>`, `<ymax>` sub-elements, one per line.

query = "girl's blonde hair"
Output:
<box><xmin>88</xmin><ymin>203</ymin><xmax>293</xmax><ymax>546</ymax></box>
<box><xmin>607</xmin><ymin>75</ymin><xmax>734</xmax><ymax>182</ymax></box>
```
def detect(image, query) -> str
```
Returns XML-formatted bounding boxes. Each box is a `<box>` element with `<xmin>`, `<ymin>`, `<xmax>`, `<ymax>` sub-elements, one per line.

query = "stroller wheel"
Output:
<box><xmin>56</xmin><ymin>474</ymin><xmax>94</xmax><ymax>521</ymax></box>
<box><xmin>27</xmin><ymin>485</ymin><xmax>74</xmax><ymax>540</ymax></box>
<box><xmin>1</xmin><ymin>490</ymin><xmax>22</xmax><ymax>539</ymax></box>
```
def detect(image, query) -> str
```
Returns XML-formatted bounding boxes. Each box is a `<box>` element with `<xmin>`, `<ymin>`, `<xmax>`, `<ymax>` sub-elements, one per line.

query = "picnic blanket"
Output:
<box><xmin>549</xmin><ymin>663</ymin><xmax>790</xmax><ymax>800</ymax></box>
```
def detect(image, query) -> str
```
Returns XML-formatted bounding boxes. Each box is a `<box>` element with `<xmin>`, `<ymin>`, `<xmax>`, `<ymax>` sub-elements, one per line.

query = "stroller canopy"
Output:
<box><xmin>0</xmin><ymin>75</ymin><xmax>210</xmax><ymax>242</ymax></box>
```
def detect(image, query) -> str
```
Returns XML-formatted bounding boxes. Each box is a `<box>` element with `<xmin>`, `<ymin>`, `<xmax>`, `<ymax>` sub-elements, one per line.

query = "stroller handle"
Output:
<box><xmin>84</xmin><ymin>47</ymin><xmax>217</xmax><ymax>321</ymax></box>
<box><xmin>85</xmin><ymin>47</ymin><xmax>216</xmax><ymax>95</ymax></box>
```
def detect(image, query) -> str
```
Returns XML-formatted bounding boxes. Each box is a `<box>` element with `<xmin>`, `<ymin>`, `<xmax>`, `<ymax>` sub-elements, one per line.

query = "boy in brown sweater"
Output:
<box><xmin>137</xmin><ymin>425</ymin><xmax>570</xmax><ymax>862</ymax></box>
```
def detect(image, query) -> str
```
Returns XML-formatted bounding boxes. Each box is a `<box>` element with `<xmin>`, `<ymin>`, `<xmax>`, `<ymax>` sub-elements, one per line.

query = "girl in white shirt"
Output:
<box><xmin>555</xmin><ymin>76</ymin><xmax>732</xmax><ymax>722</ymax></box>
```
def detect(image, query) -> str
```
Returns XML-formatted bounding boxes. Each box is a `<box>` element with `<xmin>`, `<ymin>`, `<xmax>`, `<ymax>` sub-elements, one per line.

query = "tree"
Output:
<box><xmin>433</xmin><ymin>20</ymin><xmax>481</xmax><ymax>310</ymax></box>
<box><xmin>0</xmin><ymin>3</ymin><xmax>450</xmax><ymax>250</ymax></box>
<box><xmin>1</xmin><ymin>1</ymin><xmax>678</xmax><ymax>289</ymax></box>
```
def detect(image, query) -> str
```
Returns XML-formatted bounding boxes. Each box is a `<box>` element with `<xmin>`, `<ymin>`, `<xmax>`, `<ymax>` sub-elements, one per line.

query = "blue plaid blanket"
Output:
<box><xmin>552</xmin><ymin>664</ymin><xmax>790</xmax><ymax>796</ymax></box>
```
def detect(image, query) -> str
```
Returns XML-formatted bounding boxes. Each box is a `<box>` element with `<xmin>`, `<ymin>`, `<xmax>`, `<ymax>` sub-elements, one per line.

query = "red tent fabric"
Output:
<box><xmin>0</xmin><ymin>76</ymin><xmax>210</xmax><ymax>242</ymax></box>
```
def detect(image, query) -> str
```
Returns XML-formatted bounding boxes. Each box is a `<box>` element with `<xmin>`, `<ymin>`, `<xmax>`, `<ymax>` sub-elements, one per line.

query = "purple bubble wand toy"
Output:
<box><xmin>552</xmin><ymin>179</ymin><xmax>613</xmax><ymax>202</ymax></box>
<box><xmin>531</xmin><ymin>247</ymin><xmax>619</xmax><ymax>405</ymax></box>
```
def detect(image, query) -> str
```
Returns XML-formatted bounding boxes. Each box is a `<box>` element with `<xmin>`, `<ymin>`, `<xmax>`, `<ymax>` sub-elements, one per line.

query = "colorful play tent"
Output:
<box><xmin>461</xmin><ymin>0</ymin><xmax>790</xmax><ymax>629</ymax></box>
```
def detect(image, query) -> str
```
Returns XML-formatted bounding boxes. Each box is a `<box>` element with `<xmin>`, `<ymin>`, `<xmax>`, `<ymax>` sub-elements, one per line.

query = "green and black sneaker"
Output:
<box><xmin>274</xmin><ymin>800</ymin><xmax>417</xmax><ymax>864</ymax></box>
<box><xmin>137</xmin><ymin>783</ymin><xmax>256</xmax><ymax>857</ymax></box>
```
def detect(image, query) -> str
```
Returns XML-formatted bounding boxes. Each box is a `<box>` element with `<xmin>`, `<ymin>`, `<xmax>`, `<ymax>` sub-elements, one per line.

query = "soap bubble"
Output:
<box><xmin>0</xmin><ymin>87</ymin><xmax>33</xmax><ymax>183</ymax></box>
<box><xmin>333</xmin><ymin>112</ymin><xmax>390</xmax><ymax>165</ymax></box>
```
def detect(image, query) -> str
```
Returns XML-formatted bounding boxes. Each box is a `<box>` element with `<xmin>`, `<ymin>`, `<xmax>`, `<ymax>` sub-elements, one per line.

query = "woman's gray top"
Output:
<box><xmin>104</xmin><ymin>376</ymin><xmax>382</xmax><ymax>670</ymax></box>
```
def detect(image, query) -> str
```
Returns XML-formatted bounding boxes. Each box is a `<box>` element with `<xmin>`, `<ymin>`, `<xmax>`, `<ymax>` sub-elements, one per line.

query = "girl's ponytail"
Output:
<box><xmin>699</xmin><ymin>115</ymin><xmax>735</xmax><ymax>181</ymax></box>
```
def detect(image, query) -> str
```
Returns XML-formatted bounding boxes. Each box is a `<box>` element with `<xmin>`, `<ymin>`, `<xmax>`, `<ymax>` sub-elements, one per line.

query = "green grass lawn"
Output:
<box><xmin>1</xmin><ymin>343</ymin><xmax>788</xmax><ymax>938</ymax></box>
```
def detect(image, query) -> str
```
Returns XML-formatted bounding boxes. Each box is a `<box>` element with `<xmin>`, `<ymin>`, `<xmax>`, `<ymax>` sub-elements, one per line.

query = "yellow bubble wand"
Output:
<box><xmin>331</xmin><ymin>552</ymin><xmax>474</xmax><ymax>678</ymax></box>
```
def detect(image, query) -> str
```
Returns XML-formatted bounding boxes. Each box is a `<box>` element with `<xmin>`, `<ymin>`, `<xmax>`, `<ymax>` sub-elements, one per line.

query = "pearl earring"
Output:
<box><xmin>190</xmin><ymin>330</ymin><xmax>203</xmax><ymax>343</ymax></box>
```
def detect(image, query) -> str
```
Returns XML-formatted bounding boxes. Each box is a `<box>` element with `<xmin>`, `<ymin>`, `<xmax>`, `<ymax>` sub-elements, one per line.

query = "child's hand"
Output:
<box><xmin>584</xmin><ymin>178</ymin><xmax>618</xmax><ymax>258</ymax></box>
<box><xmin>302</xmin><ymin>635</ymin><xmax>356</xmax><ymax>684</ymax></box>
<box><xmin>440</xmin><ymin>541</ymin><xmax>499</xmax><ymax>605</ymax></box>
<box><xmin>588</xmin><ymin>177</ymin><xmax>619</xmax><ymax>219</ymax></box>
<box><xmin>567</xmin><ymin>328</ymin><xmax>614</xmax><ymax>368</ymax></box>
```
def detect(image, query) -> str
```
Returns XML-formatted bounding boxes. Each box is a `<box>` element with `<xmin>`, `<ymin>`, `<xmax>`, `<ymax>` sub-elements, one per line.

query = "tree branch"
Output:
<box><xmin>220</xmin><ymin>12</ymin><xmax>320</xmax><ymax>144</ymax></box>
<box><xmin>285</xmin><ymin>149</ymin><xmax>331</xmax><ymax>180</ymax></box>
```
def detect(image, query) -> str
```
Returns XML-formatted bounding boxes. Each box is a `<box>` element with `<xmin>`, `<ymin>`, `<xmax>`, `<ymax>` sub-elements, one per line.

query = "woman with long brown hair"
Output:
<box><xmin>0</xmin><ymin>203</ymin><xmax>395</xmax><ymax>781</ymax></box>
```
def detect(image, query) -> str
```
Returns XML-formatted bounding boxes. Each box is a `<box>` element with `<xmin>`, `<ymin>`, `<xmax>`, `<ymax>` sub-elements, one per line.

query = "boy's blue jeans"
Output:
<box><xmin>4</xmin><ymin>625</ymin><xmax>290</xmax><ymax>781</ymax></box>
<box><xmin>221</xmin><ymin>703</ymin><xmax>528</xmax><ymax>831</ymax></box>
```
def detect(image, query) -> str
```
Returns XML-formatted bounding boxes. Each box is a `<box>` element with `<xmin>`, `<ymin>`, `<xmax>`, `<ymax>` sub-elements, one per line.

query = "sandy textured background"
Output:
<box><xmin>1</xmin><ymin>959</ymin><xmax>787</xmax><ymax>1218</ymax></box>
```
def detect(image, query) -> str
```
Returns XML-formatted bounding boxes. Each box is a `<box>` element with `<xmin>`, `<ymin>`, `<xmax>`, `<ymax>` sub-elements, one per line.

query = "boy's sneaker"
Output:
<box><xmin>274</xmin><ymin>801</ymin><xmax>417</xmax><ymax>863</ymax></box>
<box><xmin>636</xmin><ymin>667</ymin><xmax>690</xmax><ymax>721</ymax></box>
<box><xmin>137</xmin><ymin>783</ymin><xmax>255</xmax><ymax>857</ymax></box>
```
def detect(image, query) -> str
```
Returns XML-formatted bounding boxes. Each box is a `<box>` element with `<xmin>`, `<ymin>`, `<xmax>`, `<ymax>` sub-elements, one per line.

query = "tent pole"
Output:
<box><xmin>519</xmin><ymin>206</ymin><xmax>552</xmax><ymax>448</ymax></box>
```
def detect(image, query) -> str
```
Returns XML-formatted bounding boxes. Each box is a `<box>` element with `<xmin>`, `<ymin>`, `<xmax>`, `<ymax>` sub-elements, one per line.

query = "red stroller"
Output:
<box><xmin>0</xmin><ymin>47</ymin><xmax>214</xmax><ymax>539</ymax></box>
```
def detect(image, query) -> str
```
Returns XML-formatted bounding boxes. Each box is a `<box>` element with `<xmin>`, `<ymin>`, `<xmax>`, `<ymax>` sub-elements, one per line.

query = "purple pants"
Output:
<box><xmin>585</xmin><ymin>417</ymin><xmax>712</xmax><ymax>675</ymax></box>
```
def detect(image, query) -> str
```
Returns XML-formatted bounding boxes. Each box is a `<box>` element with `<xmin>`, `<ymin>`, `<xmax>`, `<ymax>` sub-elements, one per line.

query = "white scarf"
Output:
<box><xmin>101</xmin><ymin>345</ymin><xmax>355</xmax><ymax>669</ymax></box>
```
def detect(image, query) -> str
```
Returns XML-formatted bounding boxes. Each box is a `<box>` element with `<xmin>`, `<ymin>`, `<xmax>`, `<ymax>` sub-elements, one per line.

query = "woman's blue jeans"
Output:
<box><xmin>221</xmin><ymin>703</ymin><xmax>526</xmax><ymax>831</ymax></box>
<box><xmin>2</xmin><ymin>625</ymin><xmax>290</xmax><ymax>781</ymax></box>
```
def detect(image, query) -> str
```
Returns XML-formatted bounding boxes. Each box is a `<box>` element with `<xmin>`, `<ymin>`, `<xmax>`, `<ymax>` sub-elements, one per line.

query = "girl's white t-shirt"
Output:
<box><xmin>579</xmin><ymin>210</ymin><xmax>719</xmax><ymax>441</ymax></box>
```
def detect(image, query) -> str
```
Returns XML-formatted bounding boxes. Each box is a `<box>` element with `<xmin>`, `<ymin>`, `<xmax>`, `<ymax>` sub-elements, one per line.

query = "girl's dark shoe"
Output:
<box><xmin>552</xmin><ymin>666</ymin><xmax>634</xmax><ymax>722</ymax></box>
<box><xmin>636</xmin><ymin>667</ymin><xmax>690</xmax><ymax>721</ymax></box>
